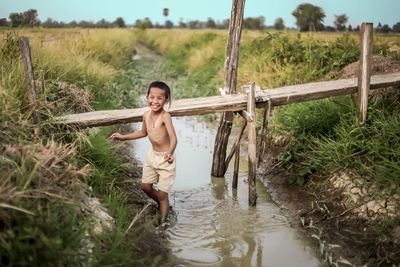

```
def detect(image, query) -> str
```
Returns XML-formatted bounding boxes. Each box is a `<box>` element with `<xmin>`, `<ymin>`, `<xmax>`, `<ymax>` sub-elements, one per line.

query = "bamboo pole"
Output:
<box><xmin>358</xmin><ymin>22</ymin><xmax>373</xmax><ymax>122</ymax></box>
<box><xmin>224</xmin><ymin>118</ymin><xmax>247</xmax><ymax>173</ymax></box>
<box><xmin>248</xmin><ymin>82</ymin><xmax>257</xmax><ymax>205</ymax></box>
<box><xmin>257</xmin><ymin>99</ymin><xmax>271</xmax><ymax>166</ymax></box>
<box><xmin>232</xmin><ymin>143</ymin><xmax>240</xmax><ymax>189</ymax></box>
<box><xmin>211</xmin><ymin>0</ymin><xmax>245</xmax><ymax>177</ymax></box>
<box><xmin>19</xmin><ymin>36</ymin><xmax>40</xmax><ymax>124</ymax></box>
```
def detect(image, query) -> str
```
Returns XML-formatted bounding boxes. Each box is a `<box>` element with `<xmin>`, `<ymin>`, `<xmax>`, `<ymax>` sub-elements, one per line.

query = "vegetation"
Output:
<box><xmin>1</xmin><ymin>25</ymin><xmax>400</xmax><ymax>265</ymax></box>
<box><xmin>0</xmin><ymin>28</ymin><xmax>165</xmax><ymax>266</ymax></box>
<box><xmin>292</xmin><ymin>3</ymin><xmax>326</xmax><ymax>32</ymax></box>
<box><xmin>138</xmin><ymin>28</ymin><xmax>400</xmax><ymax>265</ymax></box>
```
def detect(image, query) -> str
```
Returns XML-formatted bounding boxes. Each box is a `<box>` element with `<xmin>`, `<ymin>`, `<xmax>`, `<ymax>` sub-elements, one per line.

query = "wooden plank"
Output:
<box><xmin>56</xmin><ymin>72</ymin><xmax>400</xmax><ymax>128</ymax></box>
<box><xmin>358</xmin><ymin>22</ymin><xmax>373</xmax><ymax>122</ymax></box>
<box><xmin>19</xmin><ymin>36</ymin><xmax>40</xmax><ymax>124</ymax></box>
<box><xmin>59</xmin><ymin>94</ymin><xmax>247</xmax><ymax>127</ymax></box>
<box><xmin>257</xmin><ymin>72</ymin><xmax>400</xmax><ymax>107</ymax></box>
<box><xmin>248</xmin><ymin>82</ymin><xmax>257</xmax><ymax>206</ymax></box>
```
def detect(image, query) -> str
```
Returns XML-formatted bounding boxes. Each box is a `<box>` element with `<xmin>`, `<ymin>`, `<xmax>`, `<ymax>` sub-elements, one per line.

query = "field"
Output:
<box><xmin>1</xmin><ymin>27</ymin><xmax>400</xmax><ymax>265</ymax></box>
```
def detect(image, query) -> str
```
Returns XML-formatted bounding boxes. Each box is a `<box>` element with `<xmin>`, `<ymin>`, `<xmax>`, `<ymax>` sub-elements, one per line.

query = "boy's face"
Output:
<box><xmin>146</xmin><ymin>87</ymin><xmax>168</xmax><ymax>112</ymax></box>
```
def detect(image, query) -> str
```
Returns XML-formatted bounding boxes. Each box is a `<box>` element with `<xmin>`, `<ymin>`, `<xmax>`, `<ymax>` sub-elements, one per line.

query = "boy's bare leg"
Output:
<box><xmin>158</xmin><ymin>190</ymin><xmax>169</xmax><ymax>224</ymax></box>
<box><xmin>141</xmin><ymin>183</ymin><xmax>160</xmax><ymax>205</ymax></box>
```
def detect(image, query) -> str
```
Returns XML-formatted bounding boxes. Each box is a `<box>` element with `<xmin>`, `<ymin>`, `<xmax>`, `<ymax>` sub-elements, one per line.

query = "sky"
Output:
<box><xmin>1</xmin><ymin>0</ymin><xmax>399</xmax><ymax>28</ymax></box>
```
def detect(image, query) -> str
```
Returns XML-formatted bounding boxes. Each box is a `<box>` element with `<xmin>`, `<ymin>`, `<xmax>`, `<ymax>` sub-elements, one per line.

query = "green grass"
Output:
<box><xmin>0</xmin><ymin>28</ymin><xmax>160</xmax><ymax>266</ymax></box>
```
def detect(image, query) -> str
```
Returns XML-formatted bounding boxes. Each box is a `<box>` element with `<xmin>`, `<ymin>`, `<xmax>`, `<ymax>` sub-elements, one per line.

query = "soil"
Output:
<box><xmin>257</xmin><ymin>55</ymin><xmax>400</xmax><ymax>266</ymax></box>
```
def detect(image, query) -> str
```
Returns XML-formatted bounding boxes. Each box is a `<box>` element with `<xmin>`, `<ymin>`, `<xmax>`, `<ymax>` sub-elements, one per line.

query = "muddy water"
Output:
<box><xmin>130</xmin><ymin>116</ymin><xmax>320</xmax><ymax>267</ymax></box>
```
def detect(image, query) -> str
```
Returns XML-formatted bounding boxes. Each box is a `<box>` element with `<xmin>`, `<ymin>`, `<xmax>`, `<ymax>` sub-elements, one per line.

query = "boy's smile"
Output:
<box><xmin>146</xmin><ymin>87</ymin><xmax>168</xmax><ymax>112</ymax></box>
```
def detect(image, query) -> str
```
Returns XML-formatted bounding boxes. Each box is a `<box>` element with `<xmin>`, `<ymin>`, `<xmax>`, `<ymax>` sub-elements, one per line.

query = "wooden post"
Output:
<box><xmin>224</xmin><ymin>118</ymin><xmax>247</xmax><ymax>173</ymax></box>
<box><xmin>257</xmin><ymin>99</ymin><xmax>271</xmax><ymax>166</ymax></box>
<box><xmin>358</xmin><ymin>22</ymin><xmax>373</xmax><ymax>122</ymax></box>
<box><xmin>211</xmin><ymin>0</ymin><xmax>245</xmax><ymax>177</ymax></box>
<box><xmin>248</xmin><ymin>82</ymin><xmax>257</xmax><ymax>205</ymax></box>
<box><xmin>19</xmin><ymin>36</ymin><xmax>40</xmax><ymax>124</ymax></box>
<box><xmin>232</xmin><ymin>143</ymin><xmax>240</xmax><ymax>189</ymax></box>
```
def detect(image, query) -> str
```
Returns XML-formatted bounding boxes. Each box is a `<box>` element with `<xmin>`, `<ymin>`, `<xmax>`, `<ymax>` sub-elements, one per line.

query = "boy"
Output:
<box><xmin>111</xmin><ymin>81</ymin><xmax>177</xmax><ymax>224</ymax></box>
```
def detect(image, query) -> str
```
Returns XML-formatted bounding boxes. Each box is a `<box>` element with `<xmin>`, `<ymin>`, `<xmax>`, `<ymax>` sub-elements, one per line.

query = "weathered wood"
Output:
<box><xmin>224</xmin><ymin>0</ymin><xmax>246</xmax><ymax>94</ymax></box>
<box><xmin>212</xmin><ymin>112</ymin><xmax>233</xmax><ymax>177</ymax></box>
<box><xmin>19</xmin><ymin>36</ymin><xmax>40</xmax><ymax>124</ymax></box>
<box><xmin>212</xmin><ymin>0</ymin><xmax>246</xmax><ymax>177</ymax></box>
<box><xmin>257</xmin><ymin>100</ymin><xmax>271</xmax><ymax>166</ymax></box>
<box><xmin>239</xmin><ymin>110</ymin><xmax>254</xmax><ymax>122</ymax></box>
<box><xmin>358</xmin><ymin>23</ymin><xmax>373</xmax><ymax>122</ymax></box>
<box><xmin>224</xmin><ymin>118</ymin><xmax>247</xmax><ymax>173</ymax></box>
<box><xmin>257</xmin><ymin>72</ymin><xmax>400</xmax><ymax>107</ymax></box>
<box><xmin>248</xmin><ymin>82</ymin><xmax>257</xmax><ymax>206</ymax></box>
<box><xmin>232</xmin><ymin>143</ymin><xmax>240</xmax><ymax>189</ymax></box>
<box><xmin>56</xmin><ymin>72</ymin><xmax>400</xmax><ymax>128</ymax></box>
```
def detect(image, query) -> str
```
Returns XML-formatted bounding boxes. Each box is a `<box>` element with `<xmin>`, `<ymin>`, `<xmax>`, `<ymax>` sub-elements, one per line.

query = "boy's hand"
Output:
<box><xmin>164</xmin><ymin>153</ymin><xmax>173</xmax><ymax>164</ymax></box>
<box><xmin>110</xmin><ymin>133</ymin><xmax>123</xmax><ymax>141</ymax></box>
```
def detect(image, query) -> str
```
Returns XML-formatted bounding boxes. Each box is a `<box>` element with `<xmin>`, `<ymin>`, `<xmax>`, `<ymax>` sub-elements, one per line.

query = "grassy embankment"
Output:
<box><xmin>0</xmin><ymin>28</ymin><xmax>167</xmax><ymax>266</ymax></box>
<box><xmin>140</xmin><ymin>28</ymin><xmax>400</xmax><ymax>265</ymax></box>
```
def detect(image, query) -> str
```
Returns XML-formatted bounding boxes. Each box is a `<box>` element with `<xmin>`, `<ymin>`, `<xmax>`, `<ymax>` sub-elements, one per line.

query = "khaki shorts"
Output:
<box><xmin>142</xmin><ymin>148</ymin><xmax>176</xmax><ymax>193</ymax></box>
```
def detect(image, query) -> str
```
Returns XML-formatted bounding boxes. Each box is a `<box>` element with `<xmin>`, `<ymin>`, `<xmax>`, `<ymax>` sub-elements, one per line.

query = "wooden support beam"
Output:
<box><xmin>248</xmin><ymin>82</ymin><xmax>257</xmax><ymax>205</ymax></box>
<box><xmin>358</xmin><ymin>22</ymin><xmax>373</xmax><ymax>122</ymax></box>
<box><xmin>212</xmin><ymin>0</ymin><xmax>246</xmax><ymax>177</ymax></box>
<box><xmin>257</xmin><ymin>99</ymin><xmax>271</xmax><ymax>166</ymax></box>
<box><xmin>232</xmin><ymin>143</ymin><xmax>240</xmax><ymax>189</ymax></box>
<box><xmin>224</xmin><ymin>118</ymin><xmax>247</xmax><ymax>174</ymax></box>
<box><xmin>19</xmin><ymin>36</ymin><xmax>40</xmax><ymax>124</ymax></box>
<box><xmin>239</xmin><ymin>110</ymin><xmax>254</xmax><ymax>122</ymax></box>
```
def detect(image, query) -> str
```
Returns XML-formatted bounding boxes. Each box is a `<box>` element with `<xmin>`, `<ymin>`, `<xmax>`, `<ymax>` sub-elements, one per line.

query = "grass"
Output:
<box><xmin>1</xmin><ymin>26</ymin><xmax>400</xmax><ymax>265</ymax></box>
<box><xmin>0</xmin><ymin>28</ymin><xmax>160</xmax><ymax>266</ymax></box>
<box><xmin>137</xmin><ymin>28</ymin><xmax>400</xmax><ymax>265</ymax></box>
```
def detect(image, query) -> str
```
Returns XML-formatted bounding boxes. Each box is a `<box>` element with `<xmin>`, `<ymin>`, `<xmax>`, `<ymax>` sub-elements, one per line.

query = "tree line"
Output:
<box><xmin>1</xmin><ymin>5</ymin><xmax>400</xmax><ymax>33</ymax></box>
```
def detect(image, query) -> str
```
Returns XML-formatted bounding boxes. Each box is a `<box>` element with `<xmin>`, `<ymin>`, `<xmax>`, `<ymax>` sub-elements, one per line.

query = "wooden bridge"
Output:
<box><xmin>58</xmin><ymin>72</ymin><xmax>400</xmax><ymax>128</ymax></box>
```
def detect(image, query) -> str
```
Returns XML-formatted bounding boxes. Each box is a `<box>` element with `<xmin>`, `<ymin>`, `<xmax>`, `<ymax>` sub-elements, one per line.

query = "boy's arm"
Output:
<box><xmin>110</xmin><ymin>113</ymin><xmax>148</xmax><ymax>141</ymax></box>
<box><xmin>163</xmin><ymin>112</ymin><xmax>177</xmax><ymax>156</ymax></box>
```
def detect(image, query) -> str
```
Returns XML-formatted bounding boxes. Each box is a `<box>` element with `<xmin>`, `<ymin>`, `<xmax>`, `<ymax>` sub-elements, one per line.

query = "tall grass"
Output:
<box><xmin>0</xmin><ymin>28</ymin><xmax>158</xmax><ymax>266</ymax></box>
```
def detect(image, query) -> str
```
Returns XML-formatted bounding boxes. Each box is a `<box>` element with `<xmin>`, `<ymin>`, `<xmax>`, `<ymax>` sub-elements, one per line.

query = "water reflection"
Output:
<box><xmin>131</xmin><ymin>116</ymin><xmax>320</xmax><ymax>267</ymax></box>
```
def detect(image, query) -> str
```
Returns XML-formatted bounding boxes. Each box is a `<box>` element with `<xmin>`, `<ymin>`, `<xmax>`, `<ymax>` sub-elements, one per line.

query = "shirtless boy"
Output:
<box><xmin>110</xmin><ymin>81</ymin><xmax>177</xmax><ymax>224</ymax></box>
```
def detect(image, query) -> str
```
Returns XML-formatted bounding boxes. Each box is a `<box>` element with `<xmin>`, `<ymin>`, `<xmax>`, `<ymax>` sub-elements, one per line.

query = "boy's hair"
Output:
<box><xmin>147</xmin><ymin>81</ymin><xmax>171</xmax><ymax>107</ymax></box>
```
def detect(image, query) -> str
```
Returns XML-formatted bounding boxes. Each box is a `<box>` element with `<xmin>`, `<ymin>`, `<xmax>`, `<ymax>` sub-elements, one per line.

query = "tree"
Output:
<box><xmin>9</xmin><ymin>12</ymin><xmax>24</xmax><ymax>27</ymax></box>
<box><xmin>206</xmin><ymin>17</ymin><xmax>217</xmax><ymax>28</ymax></box>
<box><xmin>0</xmin><ymin>18</ymin><xmax>8</xmax><ymax>27</ymax></box>
<box><xmin>380</xmin><ymin>24</ymin><xmax>391</xmax><ymax>33</ymax></box>
<box><xmin>165</xmin><ymin>20</ymin><xmax>173</xmax><ymax>29</ymax></box>
<box><xmin>163</xmin><ymin>8</ymin><xmax>169</xmax><ymax>28</ymax></box>
<box><xmin>114</xmin><ymin>17</ymin><xmax>126</xmax><ymax>28</ymax></box>
<box><xmin>243</xmin><ymin>16</ymin><xmax>265</xmax><ymax>30</ymax></box>
<box><xmin>178</xmin><ymin>19</ymin><xmax>187</xmax><ymax>28</ymax></box>
<box><xmin>334</xmin><ymin>14</ymin><xmax>348</xmax><ymax>31</ymax></box>
<box><xmin>22</xmin><ymin>9</ymin><xmax>40</xmax><ymax>27</ymax></box>
<box><xmin>393</xmin><ymin>22</ymin><xmax>400</xmax><ymax>33</ymax></box>
<box><xmin>273</xmin><ymin>17</ymin><xmax>285</xmax><ymax>30</ymax></box>
<box><xmin>347</xmin><ymin>24</ymin><xmax>353</xmax><ymax>32</ymax></box>
<box><xmin>292</xmin><ymin>3</ymin><xmax>325</xmax><ymax>31</ymax></box>
<box><xmin>188</xmin><ymin>20</ymin><xmax>200</xmax><ymax>29</ymax></box>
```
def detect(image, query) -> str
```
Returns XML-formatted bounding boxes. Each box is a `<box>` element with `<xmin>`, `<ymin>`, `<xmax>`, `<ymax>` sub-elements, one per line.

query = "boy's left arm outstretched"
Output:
<box><xmin>163</xmin><ymin>112</ymin><xmax>177</xmax><ymax>164</ymax></box>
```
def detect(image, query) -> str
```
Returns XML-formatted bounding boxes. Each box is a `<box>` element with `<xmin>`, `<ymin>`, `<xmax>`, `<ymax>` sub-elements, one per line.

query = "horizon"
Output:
<box><xmin>1</xmin><ymin>0</ymin><xmax>399</xmax><ymax>29</ymax></box>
